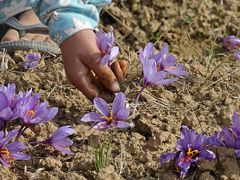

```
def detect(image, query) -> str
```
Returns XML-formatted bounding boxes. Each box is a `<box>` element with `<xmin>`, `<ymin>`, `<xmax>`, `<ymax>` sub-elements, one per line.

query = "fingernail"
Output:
<box><xmin>111</xmin><ymin>81</ymin><xmax>120</xmax><ymax>92</ymax></box>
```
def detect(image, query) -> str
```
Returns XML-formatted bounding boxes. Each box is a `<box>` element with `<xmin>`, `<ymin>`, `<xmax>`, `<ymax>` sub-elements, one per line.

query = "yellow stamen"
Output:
<box><xmin>186</xmin><ymin>147</ymin><xmax>199</xmax><ymax>157</ymax></box>
<box><xmin>101</xmin><ymin>112</ymin><xmax>114</xmax><ymax>123</ymax></box>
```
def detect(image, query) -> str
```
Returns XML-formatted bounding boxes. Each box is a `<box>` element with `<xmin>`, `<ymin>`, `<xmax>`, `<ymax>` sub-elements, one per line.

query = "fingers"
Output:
<box><xmin>63</xmin><ymin>56</ymin><xmax>99</xmax><ymax>101</ymax></box>
<box><xmin>111</xmin><ymin>60</ymin><xmax>128</xmax><ymax>81</ymax></box>
<box><xmin>83</xmin><ymin>53</ymin><xmax>121</xmax><ymax>93</ymax></box>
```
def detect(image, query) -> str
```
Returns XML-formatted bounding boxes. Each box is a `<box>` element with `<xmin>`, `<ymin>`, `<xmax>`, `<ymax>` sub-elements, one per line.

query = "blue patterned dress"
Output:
<box><xmin>0</xmin><ymin>0</ymin><xmax>111</xmax><ymax>44</ymax></box>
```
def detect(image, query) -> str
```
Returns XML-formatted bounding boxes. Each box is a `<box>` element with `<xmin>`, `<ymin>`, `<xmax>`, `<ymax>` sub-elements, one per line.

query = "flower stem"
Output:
<box><xmin>133</xmin><ymin>86</ymin><xmax>146</xmax><ymax>116</ymax></box>
<box><xmin>27</xmin><ymin>141</ymin><xmax>43</xmax><ymax>145</ymax></box>
<box><xmin>15</xmin><ymin>125</ymin><xmax>25</xmax><ymax>141</ymax></box>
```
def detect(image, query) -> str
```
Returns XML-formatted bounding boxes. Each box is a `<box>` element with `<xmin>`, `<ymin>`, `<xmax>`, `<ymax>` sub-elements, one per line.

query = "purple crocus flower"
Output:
<box><xmin>0</xmin><ymin>91</ymin><xmax>19</xmax><ymax>131</ymax></box>
<box><xmin>155</xmin><ymin>43</ymin><xmax>188</xmax><ymax>76</ymax></box>
<box><xmin>140</xmin><ymin>42</ymin><xmax>188</xmax><ymax>87</ymax></box>
<box><xmin>17</xmin><ymin>92</ymin><xmax>58</xmax><ymax>126</ymax></box>
<box><xmin>222</xmin><ymin>112</ymin><xmax>240</xmax><ymax>157</ymax></box>
<box><xmin>205</xmin><ymin>131</ymin><xmax>224</xmax><ymax>147</ymax></box>
<box><xmin>43</xmin><ymin>126</ymin><xmax>75</xmax><ymax>154</ymax></box>
<box><xmin>207</xmin><ymin>112</ymin><xmax>240</xmax><ymax>158</ymax></box>
<box><xmin>160</xmin><ymin>126</ymin><xmax>215</xmax><ymax>177</ymax></box>
<box><xmin>0</xmin><ymin>129</ymin><xmax>30</xmax><ymax>167</ymax></box>
<box><xmin>23</xmin><ymin>53</ymin><xmax>41</xmax><ymax>69</ymax></box>
<box><xmin>133</xmin><ymin>42</ymin><xmax>188</xmax><ymax>115</ymax></box>
<box><xmin>81</xmin><ymin>92</ymin><xmax>130</xmax><ymax>130</ymax></box>
<box><xmin>140</xmin><ymin>42</ymin><xmax>188</xmax><ymax>78</ymax></box>
<box><xmin>96</xmin><ymin>27</ymin><xmax>119</xmax><ymax>65</ymax></box>
<box><xmin>234</xmin><ymin>51</ymin><xmax>240</xmax><ymax>61</ymax></box>
<box><xmin>223</xmin><ymin>35</ymin><xmax>240</xmax><ymax>52</ymax></box>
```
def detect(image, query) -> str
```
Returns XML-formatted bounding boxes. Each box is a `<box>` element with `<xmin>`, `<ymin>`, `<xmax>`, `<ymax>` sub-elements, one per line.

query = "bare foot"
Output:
<box><xmin>1</xmin><ymin>9</ymin><xmax>54</xmax><ymax>44</ymax></box>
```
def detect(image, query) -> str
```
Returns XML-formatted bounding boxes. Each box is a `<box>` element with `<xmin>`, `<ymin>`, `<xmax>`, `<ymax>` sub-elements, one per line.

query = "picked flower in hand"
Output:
<box><xmin>96</xmin><ymin>27</ymin><xmax>119</xmax><ymax>65</ymax></box>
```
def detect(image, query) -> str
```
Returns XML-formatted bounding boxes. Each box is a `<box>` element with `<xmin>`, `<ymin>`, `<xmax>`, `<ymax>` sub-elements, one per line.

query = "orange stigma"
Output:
<box><xmin>0</xmin><ymin>147</ymin><xmax>14</xmax><ymax>162</ymax></box>
<box><xmin>26</xmin><ymin>110</ymin><xmax>36</xmax><ymax>117</ymax></box>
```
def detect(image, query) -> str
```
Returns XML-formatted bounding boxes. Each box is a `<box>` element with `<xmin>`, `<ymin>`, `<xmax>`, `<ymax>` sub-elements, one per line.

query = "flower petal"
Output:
<box><xmin>0</xmin><ymin>107</ymin><xmax>13</xmax><ymax>121</ymax></box>
<box><xmin>0</xmin><ymin>129</ymin><xmax>18</xmax><ymax>147</ymax></box>
<box><xmin>51</xmin><ymin>138</ymin><xmax>73</xmax><ymax>147</ymax></box>
<box><xmin>93</xmin><ymin>97</ymin><xmax>110</xmax><ymax>116</ymax></box>
<box><xmin>143</xmin><ymin>42</ymin><xmax>155</xmax><ymax>60</ymax></box>
<box><xmin>6</xmin><ymin>142</ymin><xmax>25</xmax><ymax>153</ymax></box>
<box><xmin>235</xmin><ymin>149</ymin><xmax>240</xmax><ymax>158</ymax></box>
<box><xmin>109</xmin><ymin>46</ymin><xmax>119</xmax><ymax>61</ymax></box>
<box><xmin>42</xmin><ymin>107</ymin><xmax>58</xmax><ymax>122</ymax></box>
<box><xmin>112</xmin><ymin>92</ymin><xmax>125</xmax><ymax>115</ymax></box>
<box><xmin>0</xmin><ymin>157</ymin><xmax>10</xmax><ymax>167</ymax></box>
<box><xmin>148</xmin><ymin>71</ymin><xmax>168</xmax><ymax>84</ymax></box>
<box><xmin>11</xmin><ymin>153</ymin><xmax>31</xmax><ymax>160</ymax></box>
<box><xmin>0</xmin><ymin>92</ymin><xmax>9</xmax><ymax>111</ymax></box>
<box><xmin>101</xmin><ymin>54</ymin><xmax>110</xmax><ymax>65</ymax></box>
<box><xmin>199</xmin><ymin>149</ymin><xmax>215</xmax><ymax>160</ymax></box>
<box><xmin>81</xmin><ymin>112</ymin><xmax>102</xmax><ymax>122</ymax></box>
<box><xmin>93</xmin><ymin>121</ymin><xmax>108</xmax><ymax>130</ymax></box>
<box><xmin>155</xmin><ymin>43</ymin><xmax>169</xmax><ymax>63</ymax></box>
<box><xmin>53</xmin><ymin>145</ymin><xmax>73</xmax><ymax>155</ymax></box>
<box><xmin>161</xmin><ymin>54</ymin><xmax>176</xmax><ymax>68</ymax></box>
<box><xmin>177</xmin><ymin>152</ymin><xmax>192</xmax><ymax>176</ymax></box>
<box><xmin>51</xmin><ymin>126</ymin><xmax>75</xmax><ymax>140</ymax></box>
<box><xmin>115</xmin><ymin>108</ymin><xmax>129</xmax><ymax>120</ymax></box>
<box><xmin>165</xmin><ymin>64</ymin><xmax>188</xmax><ymax>76</ymax></box>
<box><xmin>160</xmin><ymin>152</ymin><xmax>177</xmax><ymax>164</ymax></box>
<box><xmin>153</xmin><ymin>78</ymin><xmax>177</xmax><ymax>86</ymax></box>
<box><xmin>116</xmin><ymin>121</ymin><xmax>130</xmax><ymax>129</ymax></box>
<box><xmin>232</xmin><ymin>112</ymin><xmax>240</xmax><ymax>127</ymax></box>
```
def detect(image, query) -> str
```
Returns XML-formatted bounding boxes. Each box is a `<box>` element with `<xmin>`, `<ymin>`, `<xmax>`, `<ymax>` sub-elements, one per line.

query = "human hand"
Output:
<box><xmin>60</xmin><ymin>29</ymin><xmax>127</xmax><ymax>102</ymax></box>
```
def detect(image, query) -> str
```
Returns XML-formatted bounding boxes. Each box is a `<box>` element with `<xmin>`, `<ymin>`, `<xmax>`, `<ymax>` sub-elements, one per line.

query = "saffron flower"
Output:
<box><xmin>81</xmin><ymin>92</ymin><xmax>130</xmax><ymax>130</ymax></box>
<box><xmin>133</xmin><ymin>42</ymin><xmax>187</xmax><ymax>114</ymax></box>
<box><xmin>234</xmin><ymin>51</ymin><xmax>240</xmax><ymax>61</ymax></box>
<box><xmin>23</xmin><ymin>53</ymin><xmax>41</xmax><ymax>69</ymax></box>
<box><xmin>0</xmin><ymin>129</ymin><xmax>30</xmax><ymax>167</ymax></box>
<box><xmin>43</xmin><ymin>126</ymin><xmax>75</xmax><ymax>154</ymax></box>
<box><xmin>154</xmin><ymin>43</ymin><xmax>188</xmax><ymax>76</ymax></box>
<box><xmin>223</xmin><ymin>35</ymin><xmax>240</xmax><ymax>52</ymax></box>
<box><xmin>17</xmin><ymin>92</ymin><xmax>58</xmax><ymax>126</ymax></box>
<box><xmin>221</xmin><ymin>128</ymin><xmax>240</xmax><ymax>157</ymax></box>
<box><xmin>208</xmin><ymin>112</ymin><xmax>240</xmax><ymax>157</ymax></box>
<box><xmin>0</xmin><ymin>88</ymin><xmax>20</xmax><ymax>131</ymax></box>
<box><xmin>96</xmin><ymin>27</ymin><xmax>119</xmax><ymax>65</ymax></box>
<box><xmin>160</xmin><ymin>126</ymin><xmax>215</xmax><ymax>178</ymax></box>
<box><xmin>205</xmin><ymin>131</ymin><xmax>224</xmax><ymax>147</ymax></box>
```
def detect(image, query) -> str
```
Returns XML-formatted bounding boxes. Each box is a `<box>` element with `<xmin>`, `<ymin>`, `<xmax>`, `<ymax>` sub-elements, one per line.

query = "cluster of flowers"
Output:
<box><xmin>223</xmin><ymin>35</ymin><xmax>240</xmax><ymax>60</ymax></box>
<box><xmin>82</xmin><ymin>28</ymin><xmax>188</xmax><ymax>130</ymax></box>
<box><xmin>160</xmin><ymin>112</ymin><xmax>240</xmax><ymax>178</ymax></box>
<box><xmin>81</xmin><ymin>28</ymin><xmax>240</xmax><ymax>177</ymax></box>
<box><xmin>0</xmin><ymin>83</ymin><xmax>75</xmax><ymax>167</ymax></box>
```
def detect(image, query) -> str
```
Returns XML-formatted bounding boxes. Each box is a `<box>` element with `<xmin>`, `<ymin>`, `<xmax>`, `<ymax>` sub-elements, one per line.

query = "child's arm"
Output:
<box><xmin>1</xmin><ymin>0</ymin><xmax>123</xmax><ymax>101</ymax></box>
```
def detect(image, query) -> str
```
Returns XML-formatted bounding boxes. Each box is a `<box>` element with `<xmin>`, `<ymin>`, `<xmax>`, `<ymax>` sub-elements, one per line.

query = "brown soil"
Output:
<box><xmin>0</xmin><ymin>0</ymin><xmax>240</xmax><ymax>179</ymax></box>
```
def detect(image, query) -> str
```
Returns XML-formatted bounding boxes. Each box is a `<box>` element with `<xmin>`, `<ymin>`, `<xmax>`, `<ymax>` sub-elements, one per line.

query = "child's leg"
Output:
<box><xmin>1</xmin><ymin>9</ymin><xmax>54</xmax><ymax>45</ymax></box>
